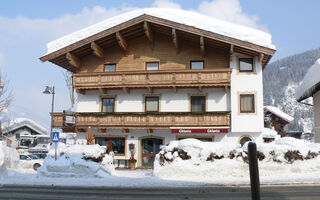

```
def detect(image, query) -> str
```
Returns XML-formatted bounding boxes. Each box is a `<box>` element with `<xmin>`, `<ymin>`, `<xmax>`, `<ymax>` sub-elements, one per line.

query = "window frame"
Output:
<box><xmin>239</xmin><ymin>94</ymin><xmax>255</xmax><ymax>113</ymax></box>
<box><xmin>145</xmin><ymin>96</ymin><xmax>160</xmax><ymax>112</ymax></box>
<box><xmin>190</xmin><ymin>95</ymin><xmax>206</xmax><ymax>112</ymax></box>
<box><xmin>239</xmin><ymin>135</ymin><xmax>253</xmax><ymax>147</ymax></box>
<box><xmin>237</xmin><ymin>57</ymin><xmax>254</xmax><ymax>73</ymax></box>
<box><xmin>104</xmin><ymin>63</ymin><xmax>116</xmax><ymax>72</ymax></box>
<box><xmin>190</xmin><ymin>60</ymin><xmax>205</xmax><ymax>70</ymax></box>
<box><xmin>145</xmin><ymin>62</ymin><xmax>160</xmax><ymax>71</ymax></box>
<box><xmin>101</xmin><ymin>97</ymin><xmax>116</xmax><ymax>112</ymax></box>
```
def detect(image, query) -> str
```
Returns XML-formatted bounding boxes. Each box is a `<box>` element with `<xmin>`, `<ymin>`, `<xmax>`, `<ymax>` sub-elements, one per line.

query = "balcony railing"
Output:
<box><xmin>52</xmin><ymin>112</ymin><xmax>231</xmax><ymax>129</ymax></box>
<box><xmin>73</xmin><ymin>69</ymin><xmax>231</xmax><ymax>90</ymax></box>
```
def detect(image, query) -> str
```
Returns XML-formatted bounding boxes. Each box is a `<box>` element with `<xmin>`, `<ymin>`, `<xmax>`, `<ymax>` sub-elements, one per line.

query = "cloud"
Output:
<box><xmin>197</xmin><ymin>0</ymin><xmax>267</xmax><ymax>31</ymax></box>
<box><xmin>152</xmin><ymin>0</ymin><xmax>181</xmax><ymax>9</ymax></box>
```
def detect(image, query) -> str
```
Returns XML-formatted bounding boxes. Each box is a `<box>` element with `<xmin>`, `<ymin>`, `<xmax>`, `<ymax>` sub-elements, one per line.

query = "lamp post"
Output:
<box><xmin>43</xmin><ymin>86</ymin><xmax>55</xmax><ymax>143</ymax></box>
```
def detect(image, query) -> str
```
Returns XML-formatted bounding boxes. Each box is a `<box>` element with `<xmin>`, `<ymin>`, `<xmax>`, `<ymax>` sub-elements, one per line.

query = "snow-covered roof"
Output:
<box><xmin>296</xmin><ymin>58</ymin><xmax>320</xmax><ymax>101</ymax></box>
<box><xmin>44</xmin><ymin>8</ymin><xmax>275</xmax><ymax>56</ymax></box>
<box><xmin>2</xmin><ymin>118</ymin><xmax>48</xmax><ymax>136</ymax></box>
<box><xmin>264</xmin><ymin>106</ymin><xmax>294</xmax><ymax>123</ymax></box>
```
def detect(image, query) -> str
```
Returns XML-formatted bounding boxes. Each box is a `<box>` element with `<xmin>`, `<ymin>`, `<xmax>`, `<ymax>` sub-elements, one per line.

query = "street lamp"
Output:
<box><xmin>43</xmin><ymin>86</ymin><xmax>55</xmax><ymax>143</ymax></box>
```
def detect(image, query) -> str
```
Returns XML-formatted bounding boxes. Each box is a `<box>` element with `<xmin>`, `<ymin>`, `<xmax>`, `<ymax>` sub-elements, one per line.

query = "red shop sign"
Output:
<box><xmin>171</xmin><ymin>128</ymin><xmax>228</xmax><ymax>134</ymax></box>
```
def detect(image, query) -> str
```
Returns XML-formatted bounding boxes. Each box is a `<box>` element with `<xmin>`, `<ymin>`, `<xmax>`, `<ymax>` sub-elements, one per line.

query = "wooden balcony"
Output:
<box><xmin>73</xmin><ymin>69</ymin><xmax>232</xmax><ymax>92</ymax></box>
<box><xmin>52</xmin><ymin>112</ymin><xmax>231</xmax><ymax>130</ymax></box>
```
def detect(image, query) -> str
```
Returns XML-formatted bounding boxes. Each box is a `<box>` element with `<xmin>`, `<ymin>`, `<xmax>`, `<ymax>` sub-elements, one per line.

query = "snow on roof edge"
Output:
<box><xmin>2</xmin><ymin>118</ymin><xmax>48</xmax><ymax>135</ymax></box>
<box><xmin>295</xmin><ymin>58</ymin><xmax>320</xmax><ymax>101</ymax></box>
<box><xmin>44</xmin><ymin>8</ymin><xmax>276</xmax><ymax>56</ymax></box>
<box><xmin>264</xmin><ymin>106</ymin><xmax>294</xmax><ymax>123</ymax></box>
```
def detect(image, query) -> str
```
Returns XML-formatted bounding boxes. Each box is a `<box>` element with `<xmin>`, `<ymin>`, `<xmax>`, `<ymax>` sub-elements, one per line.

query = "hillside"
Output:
<box><xmin>263</xmin><ymin>48</ymin><xmax>320</xmax><ymax>132</ymax></box>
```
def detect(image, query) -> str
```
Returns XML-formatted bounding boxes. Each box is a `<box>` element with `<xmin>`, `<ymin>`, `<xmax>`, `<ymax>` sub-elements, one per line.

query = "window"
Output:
<box><xmin>239</xmin><ymin>136</ymin><xmax>252</xmax><ymax>147</ymax></box>
<box><xmin>101</xmin><ymin>98</ymin><xmax>115</xmax><ymax>112</ymax></box>
<box><xmin>239</xmin><ymin>58</ymin><xmax>253</xmax><ymax>72</ymax></box>
<box><xmin>191</xmin><ymin>61</ymin><xmax>204</xmax><ymax>70</ymax></box>
<box><xmin>191</xmin><ymin>96</ymin><xmax>206</xmax><ymax>112</ymax></box>
<box><xmin>240</xmin><ymin>94</ymin><xmax>255</xmax><ymax>113</ymax></box>
<box><xmin>95</xmin><ymin>137</ymin><xmax>125</xmax><ymax>155</ymax></box>
<box><xmin>104</xmin><ymin>64</ymin><xmax>116</xmax><ymax>72</ymax></box>
<box><xmin>146</xmin><ymin>62</ymin><xmax>159</xmax><ymax>70</ymax></box>
<box><xmin>145</xmin><ymin>96</ymin><xmax>159</xmax><ymax>112</ymax></box>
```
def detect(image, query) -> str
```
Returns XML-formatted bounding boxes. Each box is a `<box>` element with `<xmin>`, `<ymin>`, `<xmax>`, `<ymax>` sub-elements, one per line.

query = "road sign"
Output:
<box><xmin>52</xmin><ymin>132</ymin><xmax>59</xmax><ymax>143</ymax></box>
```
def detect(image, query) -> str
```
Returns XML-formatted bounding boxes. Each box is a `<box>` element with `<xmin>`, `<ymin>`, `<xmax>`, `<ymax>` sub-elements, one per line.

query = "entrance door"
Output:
<box><xmin>141</xmin><ymin>138</ymin><xmax>163</xmax><ymax>168</ymax></box>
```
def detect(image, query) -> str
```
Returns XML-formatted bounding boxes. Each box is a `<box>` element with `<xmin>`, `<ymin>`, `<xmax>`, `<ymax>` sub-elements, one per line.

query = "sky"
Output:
<box><xmin>0</xmin><ymin>0</ymin><xmax>319</xmax><ymax>130</ymax></box>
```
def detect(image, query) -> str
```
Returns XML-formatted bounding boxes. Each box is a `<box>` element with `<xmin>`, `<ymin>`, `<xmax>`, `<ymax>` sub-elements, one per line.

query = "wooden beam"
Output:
<box><xmin>198</xmin><ymin>86</ymin><xmax>203</xmax><ymax>93</ymax></box>
<box><xmin>147</xmin><ymin>87</ymin><xmax>153</xmax><ymax>93</ymax></box>
<box><xmin>116</xmin><ymin>31</ymin><xmax>127</xmax><ymax>51</ymax></box>
<box><xmin>122</xmin><ymin>128</ymin><xmax>129</xmax><ymax>133</ymax></box>
<box><xmin>200</xmin><ymin>36</ymin><xmax>205</xmax><ymax>55</ymax></box>
<box><xmin>91</xmin><ymin>42</ymin><xmax>104</xmax><ymax>58</ymax></box>
<box><xmin>147</xmin><ymin>129</ymin><xmax>153</xmax><ymax>134</ymax></box>
<box><xmin>224</xmin><ymin>86</ymin><xmax>229</xmax><ymax>93</ymax></box>
<box><xmin>173</xmin><ymin>86</ymin><xmax>178</xmax><ymax>93</ymax></box>
<box><xmin>230</xmin><ymin>44</ymin><xmax>234</xmax><ymax>61</ymax></box>
<box><xmin>122</xmin><ymin>87</ymin><xmax>130</xmax><ymax>94</ymax></box>
<box><xmin>98</xmin><ymin>128</ymin><xmax>106</xmax><ymax>133</ymax></box>
<box><xmin>259</xmin><ymin>53</ymin><xmax>264</xmax><ymax>63</ymax></box>
<box><xmin>144</xmin><ymin>21</ymin><xmax>153</xmax><ymax>42</ymax></box>
<box><xmin>172</xmin><ymin>29</ymin><xmax>179</xmax><ymax>49</ymax></box>
<box><xmin>66</xmin><ymin>52</ymin><xmax>80</xmax><ymax>68</ymax></box>
<box><xmin>76</xmin><ymin>89</ymin><xmax>85</xmax><ymax>95</ymax></box>
<box><xmin>99</xmin><ymin>88</ymin><xmax>108</xmax><ymax>94</ymax></box>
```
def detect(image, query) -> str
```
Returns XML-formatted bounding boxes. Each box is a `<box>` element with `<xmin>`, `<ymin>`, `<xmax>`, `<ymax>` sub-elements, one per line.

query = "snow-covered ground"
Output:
<box><xmin>1</xmin><ymin>134</ymin><xmax>320</xmax><ymax>187</ymax></box>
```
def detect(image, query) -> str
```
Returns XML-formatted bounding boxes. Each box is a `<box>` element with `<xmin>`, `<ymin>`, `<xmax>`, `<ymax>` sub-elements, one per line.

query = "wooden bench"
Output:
<box><xmin>114</xmin><ymin>158</ymin><xmax>129</xmax><ymax>169</ymax></box>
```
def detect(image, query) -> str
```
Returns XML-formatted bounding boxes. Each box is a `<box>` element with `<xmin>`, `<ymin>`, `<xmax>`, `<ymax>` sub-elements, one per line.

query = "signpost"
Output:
<box><xmin>52</xmin><ymin>131</ymin><xmax>59</xmax><ymax>161</ymax></box>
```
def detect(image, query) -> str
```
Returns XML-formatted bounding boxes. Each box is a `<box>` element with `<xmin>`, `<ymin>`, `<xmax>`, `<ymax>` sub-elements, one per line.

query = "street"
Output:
<box><xmin>0</xmin><ymin>185</ymin><xmax>319</xmax><ymax>200</ymax></box>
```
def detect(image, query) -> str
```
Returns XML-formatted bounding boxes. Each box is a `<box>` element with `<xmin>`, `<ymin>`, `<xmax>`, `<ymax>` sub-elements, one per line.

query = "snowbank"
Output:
<box><xmin>154</xmin><ymin>137</ymin><xmax>320</xmax><ymax>183</ymax></box>
<box><xmin>45</xmin><ymin>8</ymin><xmax>275</xmax><ymax>55</ymax></box>
<box><xmin>296</xmin><ymin>58</ymin><xmax>320</xmax><ymax>101</ymax></box>
<box><xmin>38</xmin><ymin>143</ymin><xmax>115</xmax><ymax>178</ymax></box>
<box><xmin>0</xmin><ymin>141</ymin><xmax>20</xmax><ymax>176</ymax></box>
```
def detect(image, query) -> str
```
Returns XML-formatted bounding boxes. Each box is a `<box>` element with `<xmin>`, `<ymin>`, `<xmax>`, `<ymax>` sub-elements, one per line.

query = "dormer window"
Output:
<box><xmin>104</xmin><ymin>64</ymin><xmax>116</xmax><ymax>72</ymax></box>
<box><xmin>238</xmin><ymin>58</ymin><xmax>253</xmax><ymax>72</ymax></box>
<box><xmin>191</xmin><ymin>61</ymin><xmax>204</xmax><ymax>70</ymax></box>
<box><xmin>146</xmin><ymin>62</ymin><xmax>159</xmax><ymax>70</ymax></box>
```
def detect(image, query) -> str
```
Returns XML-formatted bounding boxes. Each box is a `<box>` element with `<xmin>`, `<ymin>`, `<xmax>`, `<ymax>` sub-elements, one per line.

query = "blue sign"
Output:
<box><xmin>52</xmin><ymin>132</ymin><xmax>59</xmax><ymax>143</ymax></box>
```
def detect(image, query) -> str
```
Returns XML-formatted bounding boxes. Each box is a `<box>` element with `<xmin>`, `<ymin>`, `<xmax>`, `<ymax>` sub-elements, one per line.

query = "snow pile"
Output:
<box><xmin>154</xmin><ymin>137</ymin><xmax>320</xmax><ymax>183</ymax></box>
<box><xmin>0</xmin><ymin>141</ymin><xmax>20</xmax><ymax>176</ymax></box>
<box><xmin>38</xmin><ymin>143</ymin><xmax>115</xmax><ymax>178</ymax></box>
<box><xmin>45</xmin><ymin>8</ymin><xmax>275</xmax><ymax>55</ymax></box>
<box><xmin>264</xmin><ymin>106</ymin><xmax>294</xmax><ymax>122</ymax></box>
<box><xmin>296</xmin><ymin>58</ymin><xmax>320</xmax><ymax>101</ymax></box>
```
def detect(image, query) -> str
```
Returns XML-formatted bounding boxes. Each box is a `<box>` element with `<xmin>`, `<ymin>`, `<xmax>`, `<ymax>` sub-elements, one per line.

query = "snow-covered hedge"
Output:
<box><xmin>154</xmin><ymin>137</ymin><xmax>320</xmax><ymax>182</ymax></box>
<box><xmin>38</xmin><ymin>143</ymin><xmax>115</xmax><ymax>178</ymax></box>
<box><xmin>0</xmin><ymin>141</ymin><xmax>20</xmax><ymax>176</ymax></box>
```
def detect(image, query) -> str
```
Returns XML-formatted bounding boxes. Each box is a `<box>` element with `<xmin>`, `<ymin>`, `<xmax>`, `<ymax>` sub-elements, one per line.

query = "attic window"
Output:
<box><xmin>146</xmin><ymin>62</ymin><xmax>159</xmax><ymax>70</ymax></box>
<box><xmin>238</xmin><ymin>58</ymin><xmax>253</xmax><ymax>72</ymax></box>
<box><xmin>104</xmin><ymin>64</ymin><xmax>116</xmax><ymax>72</ymax></box>
<box><xmin>191</xmin><ymin>61</ymin><xmax>204</xmax><ymax>69</ymax></box>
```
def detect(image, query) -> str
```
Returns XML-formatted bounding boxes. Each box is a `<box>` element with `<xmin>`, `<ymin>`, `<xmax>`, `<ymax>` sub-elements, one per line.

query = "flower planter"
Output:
<box><xmin>129</xmin><ymin>161</ymin><xmax>136</xmax><ymax>170</ymax></box>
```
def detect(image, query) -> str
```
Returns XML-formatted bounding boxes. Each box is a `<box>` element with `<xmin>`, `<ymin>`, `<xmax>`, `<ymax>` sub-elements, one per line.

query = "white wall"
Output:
<box><xmin>230</xmin><ymin>53</ymin><xmax>264</xmax><ymax>133</ymax></box>
<box><xmin>77</xmin><ymin>88</ymin><xmax>230</xmax><ymax>112</ymax></box>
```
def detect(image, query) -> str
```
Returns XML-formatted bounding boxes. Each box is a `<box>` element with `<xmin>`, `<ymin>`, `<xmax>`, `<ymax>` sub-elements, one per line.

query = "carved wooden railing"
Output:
<box><xmin>52</xmin><ymin>112</ymin><xmax>231</xmax><ymax>129</ymax></box>
<box><xmin>73</xmin><ymin>69</ymin><xmax>231</xmax><ymax>90</ymax></box>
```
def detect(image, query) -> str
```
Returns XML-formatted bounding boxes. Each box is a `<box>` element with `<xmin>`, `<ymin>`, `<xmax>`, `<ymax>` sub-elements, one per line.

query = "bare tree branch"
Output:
<box><xmin>62</xmin><ymin>70</ymin><xmax>76</xmax><ymax>109</ymax></box>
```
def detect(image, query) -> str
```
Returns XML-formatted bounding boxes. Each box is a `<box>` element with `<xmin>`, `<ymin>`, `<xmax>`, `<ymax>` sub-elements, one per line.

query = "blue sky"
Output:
<box><xmin>0</xmin><ymin>0</ymin><xmax>319</xmax><ymax>130</ymax></box>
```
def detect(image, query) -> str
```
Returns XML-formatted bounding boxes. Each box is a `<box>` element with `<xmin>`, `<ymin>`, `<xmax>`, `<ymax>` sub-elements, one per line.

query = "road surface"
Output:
<box><xmin>0</xmin><ymin>184</ymin><xmax>319</xmax><ymax>200</ymax></box>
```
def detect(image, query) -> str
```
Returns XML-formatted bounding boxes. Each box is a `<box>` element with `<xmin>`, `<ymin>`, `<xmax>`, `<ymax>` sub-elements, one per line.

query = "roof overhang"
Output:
<box><xmin>40</xmin><ymin>14</ymin><xmax>276</xmax><ymax>72</ymax></box>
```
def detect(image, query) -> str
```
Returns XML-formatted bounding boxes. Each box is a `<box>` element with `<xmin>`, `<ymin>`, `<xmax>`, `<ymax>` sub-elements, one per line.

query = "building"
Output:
<box><xmin>2</xmin><ymin>118</ymin><xmax>48</xmax><ymax>148</ymax></box>
<box><xmin>296</xmin><ymin>58</ymin><xmax>320</xmax><ymax>143</ymax></box>
<box><xmin>39</xmin><ymin>8</ymin><xmax>276</xmax><ymax>168</ymax></box>
<box><xmin>264</xmin><ymin>106</ymin><xmax>294</xmax><ymax>137</ymax></box>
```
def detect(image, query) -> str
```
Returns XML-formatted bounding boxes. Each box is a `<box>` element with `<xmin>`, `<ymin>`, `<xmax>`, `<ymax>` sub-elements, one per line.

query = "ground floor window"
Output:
<box><xmin>239</xmin><ymin>136</ymin><xmax>252</xmax><ymax>147</ymax></box>
<box><xmin>95</xmin><ymin>137</ymin><xmax>125</xmax><ymax>155</ymax></box>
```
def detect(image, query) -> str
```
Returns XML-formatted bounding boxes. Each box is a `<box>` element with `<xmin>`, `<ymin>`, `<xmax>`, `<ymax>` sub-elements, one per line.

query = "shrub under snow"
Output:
<box><xmin>38</xmin><ymin>143</ymin><xmax>115</xmax><ymax>178</ymax></box>
<box><xmin>154</xmin><ymin>137</ymin><xmax>320</xmax><ymax>183</ymax></box>
<box><xmin>0</xmin><ymin>141</ymin><xmax>20</xmax><ymax>176</ymax></box>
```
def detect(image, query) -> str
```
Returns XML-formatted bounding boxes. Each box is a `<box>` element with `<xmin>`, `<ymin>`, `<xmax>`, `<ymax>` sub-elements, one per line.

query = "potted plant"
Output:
<box><xmin>129</xmin><ymin>155</ymin><xmax>137</xmax><ymax>170</ymax></box>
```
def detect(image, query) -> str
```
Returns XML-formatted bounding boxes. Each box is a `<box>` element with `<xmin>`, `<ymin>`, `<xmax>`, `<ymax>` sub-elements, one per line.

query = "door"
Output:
<box><xmin>141</xmin><ymin>138</ymin><xmax>163</xmax><ymax>168</ymax></box>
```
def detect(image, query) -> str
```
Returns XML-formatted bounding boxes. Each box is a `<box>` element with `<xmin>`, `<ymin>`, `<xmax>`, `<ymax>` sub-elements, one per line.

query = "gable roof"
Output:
<box><xmin>296</xmin><ymin>58</ymin><xmax>320</xmax><ymax>102</ymax></box>
<box><xmin>264</xmin><ymin>106</ymin><xmax>294</xmax><ymax>123</ymax></box>
<box><xmin>2</xmin><ymin>118</ymin><xmax>48</xmax><ymax>136</ymax></box>
<box><xmin>40</xmin><ymin>8</ymin><xmax>276</xmax><ymax>71</ymax></box>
